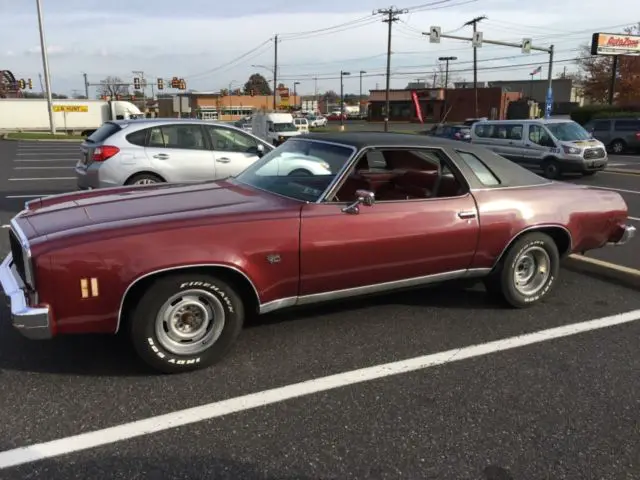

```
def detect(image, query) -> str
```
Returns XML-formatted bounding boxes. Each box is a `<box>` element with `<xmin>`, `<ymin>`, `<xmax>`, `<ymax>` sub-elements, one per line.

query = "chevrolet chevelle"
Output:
<box><xmin>1</xmin><ymin>133</ymin><xmax>635</xmax><ymax>373</ymax></box>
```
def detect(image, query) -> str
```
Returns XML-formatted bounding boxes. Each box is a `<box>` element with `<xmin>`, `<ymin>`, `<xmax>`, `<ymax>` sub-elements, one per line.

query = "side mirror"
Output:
<box><xmin>341</xmin><ymin>189</ymin><xmax>375</xmax><ymax>215</ymax></box>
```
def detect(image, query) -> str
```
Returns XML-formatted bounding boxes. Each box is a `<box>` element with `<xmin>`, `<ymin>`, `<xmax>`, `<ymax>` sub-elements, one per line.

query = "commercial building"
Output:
<box><xmin>158</xmin><ymin>91</ymin><xmax>300</xmax><ymax>121</ymax></box>
<box><xmin>367</xmin><ymin>87</ymin><xmax>521</xmax><ymax>123</ymax></box>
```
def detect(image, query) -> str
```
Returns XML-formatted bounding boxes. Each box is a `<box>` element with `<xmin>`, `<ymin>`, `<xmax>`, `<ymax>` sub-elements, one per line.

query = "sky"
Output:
<box><xmin>0</xmin><ymin>0</ymin><xmax>637</xmax><ymax>97</ymax></box>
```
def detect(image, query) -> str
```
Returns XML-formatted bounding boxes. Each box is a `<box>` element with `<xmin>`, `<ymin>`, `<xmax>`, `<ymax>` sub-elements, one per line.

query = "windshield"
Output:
<box><xmin>234</xmin><ymin>138</ymin><xmax>355</xmax><ymax>202</ymax></box>
<box><xmin>546</xmin><ymin>121</ymin><xmax>591</xmax><ymax>141</ymax></box>
<box><xmin>272</xmin><ymin>122</ymin><xmax>298</xmax><ymax>132</ymax></box>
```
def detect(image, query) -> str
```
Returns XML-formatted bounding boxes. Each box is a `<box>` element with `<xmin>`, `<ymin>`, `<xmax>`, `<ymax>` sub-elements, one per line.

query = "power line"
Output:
<box><xmin>185</xmin><ymin>39</ymin><xmax>273</xmax><ymax>80</ymax></box>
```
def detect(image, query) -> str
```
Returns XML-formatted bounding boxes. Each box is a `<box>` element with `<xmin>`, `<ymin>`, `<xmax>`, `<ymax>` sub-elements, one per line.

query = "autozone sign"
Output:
<box><xmin>591</xmin><ymin>32</ymin><xmax>640</xmax><ymax>56</ymax></box>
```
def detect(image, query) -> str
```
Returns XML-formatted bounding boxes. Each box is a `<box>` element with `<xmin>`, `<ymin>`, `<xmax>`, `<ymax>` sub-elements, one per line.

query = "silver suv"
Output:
<box><xmin>76</xmin><ymin>118</ymin><xmax>273</xmax><ymax>189</ymax></box>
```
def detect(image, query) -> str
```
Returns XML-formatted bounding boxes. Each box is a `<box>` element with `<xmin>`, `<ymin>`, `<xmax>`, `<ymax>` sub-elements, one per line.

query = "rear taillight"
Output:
<box><xmin>92</xmin><ymin>145</ymin><xmax>120</xmax><ymax>162</ymax></box>
<box><xmin>635</xmin><ymin>132</ymin><xmax>640</xmax><ymax>139</ymax></box>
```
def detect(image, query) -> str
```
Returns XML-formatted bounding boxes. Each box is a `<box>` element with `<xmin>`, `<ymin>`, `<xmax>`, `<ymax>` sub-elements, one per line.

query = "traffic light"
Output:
<box><xmin>27</xmin><ymin>78</ymin><xmax>33</xmax><ymax>90</ymax></box>
<box><xmin>179</xmin><ymin>78</ymin><xmax>186</xmax><ymax>90</ymax></box>
<box><xmin>133</xmin><ymin>77</ymin><xmax>141</xmax><ymax>90</ymax></box>
<box><xmin>18</xmin><ymin>79</ymin><xmax>25</xmax><ymax>90</ymax></box>
<box><xmin>157</xmin><ymin>78</ymin><xmax>164</xmax><ymax>90</ymax></box>
<box><xmin>170</xmin><ymin>77</ymin><xmax>179</xmax><ymax>89</ymax></box>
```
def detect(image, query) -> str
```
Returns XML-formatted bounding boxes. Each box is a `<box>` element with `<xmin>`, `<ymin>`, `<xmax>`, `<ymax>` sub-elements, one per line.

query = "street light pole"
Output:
<box><xmin>293</xmin><ymin>81</ymin><xmax>300</xmax><ymax>108</ymax></box>
<box><xmin>340</xmin><ymin>71</ymin><xmax>350</xmax><ymax>131</ymax></box>
<box><xmin>359</xmin><ymin>70</ymin><xmax>366</xmax><ymax>116</ymax></box>
<box><xmin>36</xmin><ymin>0</ymin><xmax>55</xmax><ymax>134</ymax></box>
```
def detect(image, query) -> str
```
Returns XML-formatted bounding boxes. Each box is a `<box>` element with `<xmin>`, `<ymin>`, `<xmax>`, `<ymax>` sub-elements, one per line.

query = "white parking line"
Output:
<box><xmin>8</xmin><ymin>177</ymin><xmax>75</xmax><ymax>181</ymax></box>
<box><xmin>5</xmin><ymin>195</ymin><xmax>49</xmax><ymax>199</ymax></box>
<box><xmin>0</xmin><ymin>308</ymin><xmax>639</xmax><ymax>469</ymax></box>
<box><xmin>16</xmin><ymin>152</ymin><xmax>78</xmax><ymax>156</ymax></box>
<box><xmin>629</xmin><ymin>216</ymin><xmax>640</xmax><ymax>222</ymax></box>
<box><xmin>592</xmin><ymin>185</ymin><xmax>640</xmax><ymax>195</ymax></box>
<box><xmin>14</xmin><ymin>159</ymin><xmax>78</xmax><ymax>162</ymax></box>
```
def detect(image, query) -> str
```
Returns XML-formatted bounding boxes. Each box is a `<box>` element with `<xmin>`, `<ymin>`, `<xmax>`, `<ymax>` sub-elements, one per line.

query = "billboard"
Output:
<box><xmin>591</xmin><ymin>32</ymin><xmax>640</xmax><ymax>56</ymax></box>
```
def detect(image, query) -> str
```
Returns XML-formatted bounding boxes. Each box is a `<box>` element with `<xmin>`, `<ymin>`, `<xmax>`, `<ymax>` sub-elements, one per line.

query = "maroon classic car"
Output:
<box><xmin>1</xmin><ymin>133</ymin><xmax>635</xmax><ymax>373</ymax></box>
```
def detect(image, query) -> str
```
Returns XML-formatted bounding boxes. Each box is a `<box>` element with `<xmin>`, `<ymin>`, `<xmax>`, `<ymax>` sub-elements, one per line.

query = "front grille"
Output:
<box><xmin>584</xmin><ymin>147</ymin><xmax>605</xmax><ymax>160</ymax></box>
<box><xmin>9</xmin><ymin>229</ymin><xmax>27</xmax><ymax>286</ymax></box>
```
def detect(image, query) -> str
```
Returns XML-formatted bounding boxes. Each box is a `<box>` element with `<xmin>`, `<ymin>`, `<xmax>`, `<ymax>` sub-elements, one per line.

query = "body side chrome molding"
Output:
<box><xmin>259</xmin><ymin>267</ymin><xmax>491</xmax><ymax>314</ymax></box>
<box><xmin>115</xmin><ymin>263</ymin><xmax>262</xmax><ymax>334</ymax></box>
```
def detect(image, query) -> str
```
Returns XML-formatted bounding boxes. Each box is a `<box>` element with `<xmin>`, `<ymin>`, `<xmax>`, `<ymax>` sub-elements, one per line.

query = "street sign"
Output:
<box><xmin>544</xmin><ymin>87</ymin><xmax>553</xmax><ymax>119</ymax></box>
<box><xmin>472</xmin><ymin>31</ymin><xmax>483</xmax><ymax>48</ymax></box>
<box><xmin>429</xmin><ymin>26</ymin><xmax>441</xmax><ymax>43</ymax></box>
<box><xmin>521</xmin><ymin>38</ymin><xmax>532</xmax><ymax>54</ymax></box>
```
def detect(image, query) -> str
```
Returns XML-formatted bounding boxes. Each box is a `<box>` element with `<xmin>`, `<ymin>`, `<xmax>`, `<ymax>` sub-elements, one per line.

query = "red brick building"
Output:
<box><xmin>367</xmin><ymin>87</ymin><xmax>522</xmax><ymax>123</ymax></box>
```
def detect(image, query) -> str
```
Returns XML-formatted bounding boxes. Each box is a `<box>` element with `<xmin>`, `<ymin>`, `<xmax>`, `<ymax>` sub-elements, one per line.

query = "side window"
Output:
<box><xmin>456</xmin><ymin>151</ymin><xmax>501</xmax><ymax>186</ymax></box>
<box><xmin>614</xmin><ymin>120</ymin><xmax>640</xmax><ymax>131</ymax></box>
<box><xmin>593</xmin><ymin>120</ymin><xmax>610</xmax><ymax>132</ymax></box>
<box><xmin>148</xmin><ymin>125</ymin><xmax>206</xmax><ymax>150</ymax></box>
<box><xmin>508</xmin><ymin>125</ymin><xmax>523</xmax><ymax>140</ymax></box>
<box><xmin>333</xmin><ymin>149</ymin><xmax>466</xmax><ymax>202</ymax></box>
<box><xmin>126</xmin><ymin>129</ymin><xmax>148</xmax><ymax>147</ymax></box>
<box><xmin>528</xmin><ymin>125</ymin><xmax>554</xmax><ymax>147</ymax></box>
<box><xmin>207</xmin><ymin>127</ymin><xmax>258</xmax><ymax>153</ymax></box>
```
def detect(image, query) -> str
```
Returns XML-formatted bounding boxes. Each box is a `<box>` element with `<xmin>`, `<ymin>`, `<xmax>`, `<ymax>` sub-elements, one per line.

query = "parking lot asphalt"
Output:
<box><xmin>1</xmin><ymin>139</ymin><xmax>640</xmax><ymax>479</ymax></box>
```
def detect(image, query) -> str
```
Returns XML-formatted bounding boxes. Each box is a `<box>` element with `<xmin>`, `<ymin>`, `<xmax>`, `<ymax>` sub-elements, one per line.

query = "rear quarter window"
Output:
<box><xmin>126</xmin><ymin>128</ymin><xmax>148</xmax><ymax>146</ymax></box>
<box><xmin>87</xmin><ymin>122</ymin><xmax>121</xmax><ymax>143</ymax></box>
<box><xmin>456</xmin><ymin>150</ymin><xmax>501</xmax><ymax>186</ymax></box>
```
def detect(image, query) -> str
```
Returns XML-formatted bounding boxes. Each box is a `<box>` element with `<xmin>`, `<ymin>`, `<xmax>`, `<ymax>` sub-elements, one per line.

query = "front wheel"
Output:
<box><xmin>610</xmin><ymin>139</ymin><xmax>626</xmax><ymax>154</ymax></box>
<box><xmin>483</xmin><ymin>232</ymin><xmax>560</xmax><ymax>308</ymax></box>
<box><xmin>542</xmin><ymin>159</ymin><xmax>561</xmax><ymax>179</ymax></box>
<box><xmin>129</xmin><ymin>273</ymin><xmax>245</xmax><ymax>373</ymax></box>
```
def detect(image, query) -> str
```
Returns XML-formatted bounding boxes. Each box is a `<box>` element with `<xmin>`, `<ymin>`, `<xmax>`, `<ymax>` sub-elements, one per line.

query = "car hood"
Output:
<box><xmin>18</xmin><ymin>180</ymin><xmax>299</xmax><ymax>240</ymax></box>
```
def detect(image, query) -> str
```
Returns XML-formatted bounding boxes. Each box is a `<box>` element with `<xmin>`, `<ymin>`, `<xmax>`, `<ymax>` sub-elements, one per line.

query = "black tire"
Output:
<box><xmin>288</xmin><ymin>168</ymin><xmax>312</xmax><ymax>176</ymax></box>
<box><xmin>610</xmin><ymin>139</ymin><xmax>626</xmax><ymax>154</ymax></box>
<box><xmin>483</xmin><ymin>232</ymin><xmax>560</xmax><ymax>308</ymax></box>
<box><xmin>129</xmin><ymin>273</ymin><xmax>245</xmax><ymax>374</ymax></box>
<box><xmin>541</xmin><ymin>158</ymin><xmax>561</xmax><ymax>179</ymax></box>
<box><xmin>125</xmin><ymin>173</ymin><xmax>164</xmax><ymax>186</ymax></box>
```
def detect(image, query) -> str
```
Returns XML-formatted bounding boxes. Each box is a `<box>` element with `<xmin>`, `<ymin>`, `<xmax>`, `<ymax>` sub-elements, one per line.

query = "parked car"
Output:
<box><xmin>470</xmin><ymin>119</ymin><xmax>608</xmax><ymax>179</ymax></box>
<box><xmin>422</xmin><ymin>124</ymin><xmax>471</xmax><ymax>142</ymax></box>
<box><xmin>2</xmin><ymin>133</ymin><xmax>634</xmax><ymax>373</ymax></box>
<box><xmin>307</xmin><ymin>115</ymin><xmax>328</xmax><ymax>128</ymax></box>
<box><xmin>76</xmin><ymin>118</ymin><xmax>275</xmax><ymax>189</ymax></box>
<box><xmin>583</xmin><ymin>117</ymin><xmax>640</xmax><ymax>154</ymax></box>
<box><xmin>293</xmin><ymin>117</ymin><xmax>309</xmax><ymax>134</ymax></box>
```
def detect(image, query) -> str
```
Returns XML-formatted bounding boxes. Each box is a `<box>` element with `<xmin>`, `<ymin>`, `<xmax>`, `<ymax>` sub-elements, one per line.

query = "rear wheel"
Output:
<box><xmin>125</xmin><ymin>173</ymin><xmax>164</xmax><ymax>185</ymax></box>
<box><xmin>542</xmin><ymin>158</ymin><xmax>561</xmax><ymax>179</ymax></box>
<box><xmin>129</xmin><ymin>273</ymin><xmax>245</xmax><ymax>373</ymax></box>
<box><xmin>483</xmin><ymin>232</ymin><xmax>560</xmax><ymax>308</ymax></box>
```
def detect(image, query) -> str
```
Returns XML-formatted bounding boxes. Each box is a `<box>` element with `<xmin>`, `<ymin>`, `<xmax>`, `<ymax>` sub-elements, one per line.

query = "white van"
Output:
<box><xmin>252</xmin><ymin>112</ymin><xmax>301</xmax><ymax>146</ymax></box>
<box><xmin>293</xmin><ymin>117</ymin><xmax>309</xmax><ymax>134</ymax></box>
<box><xmin>470</xmin><ymin>119</ymin><xmax>608</xmax><ymax>179</ymax></box>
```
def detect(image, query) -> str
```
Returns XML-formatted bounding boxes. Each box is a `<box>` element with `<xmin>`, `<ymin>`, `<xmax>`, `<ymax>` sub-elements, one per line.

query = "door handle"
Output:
<box><xmin>216</xmin><ymin>157</ymin><xmax>231</xmax><ymax>163</ymax></box>
<box><xmin>458</xmin><ymin>210</ymin><xmax>477</xmax><ymax>219</ymax></box>
<box><xmin>153</xmin><ymin>154</ymin><xmax>170</xmax><ymax>159</ymax></box>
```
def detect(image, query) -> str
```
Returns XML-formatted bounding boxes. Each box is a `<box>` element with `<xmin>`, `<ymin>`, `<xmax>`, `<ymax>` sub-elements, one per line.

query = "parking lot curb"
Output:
<box><xmin>1</xmin><ymin>133</ymin><xmax>82</xmax><ymax>142</ymax></box>
<box><xmin>605</xmin><ymin>168</ymin><xmax>640</xmax><ymax>175</ymax></box>
<box><xmin>564</xmin><ymin>254</ymin><xmax>640</xmax><ymax>290</ymax></box>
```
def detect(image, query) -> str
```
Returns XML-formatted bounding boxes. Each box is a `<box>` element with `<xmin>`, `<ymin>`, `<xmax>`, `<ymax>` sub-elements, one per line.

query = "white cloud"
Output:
<box><xmin>0</xmin><ymin>1</ymin><xmax>636</xmax><ymax>95</ymax></box>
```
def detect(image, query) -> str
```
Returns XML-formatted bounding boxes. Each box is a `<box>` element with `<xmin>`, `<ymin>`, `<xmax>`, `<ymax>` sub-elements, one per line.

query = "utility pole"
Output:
<box><xmin>273</xmin><ymin>35</ymin><xmax>278</xmax><ymax>110</ymax></box>
<box><xmin>438</xmin><ymin>56</ymin><xmax>456</xmax><ymax>122</ymax></box>
<box><xmin>463</xmin><ymin>15</ymin><xmax>486</xmax><ymax>118</ymax></box>
<box><xmin>82</xmin><ymin>72</ymin><xmax>89</xmax><ymax>98</ymax></box>
<box><xmin>36</xmin><ymin>0</ymin><xmax>55</xmax><ymax>134</ymax></box>
<box><xmin>375</xmin><ymin>6</ymin><xmax>407</xmax><ymax>132</ymax></box>
<box><xmin>340</xmin><ymin>70</ymin><xmax>351</xmax><ymax>131</ymax></box>
<box><xmin>314</xmin><ymin>76</ymin><xmax>318</xmax><ymax>112</ymax></box>
<box><xmin>608</xmin><ymin>55</ymin><xmax>618</xmax><ymax>105</ymax></box>
<box><xmin>359</xmin><ymin>70</ymin><xmax>366</xmax><ymax>115</ymax></box>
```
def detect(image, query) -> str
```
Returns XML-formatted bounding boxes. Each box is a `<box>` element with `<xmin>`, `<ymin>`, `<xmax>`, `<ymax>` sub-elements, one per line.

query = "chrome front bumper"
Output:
<box><xmin>609</xmin><ymin>224</ymin><xmax>636</xmax><ymax>246</ymax></box>
<box><xmin>0</xmin><ymin>253</ymin><xmax>52</xmax><ymax>340</ymax></box>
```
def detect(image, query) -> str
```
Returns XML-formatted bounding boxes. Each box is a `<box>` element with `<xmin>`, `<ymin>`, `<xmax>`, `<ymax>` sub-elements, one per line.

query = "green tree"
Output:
<box><xmin>244</xmin><ymin>73</ymin><xmax>271</xmax><ymax>95</ymax></box>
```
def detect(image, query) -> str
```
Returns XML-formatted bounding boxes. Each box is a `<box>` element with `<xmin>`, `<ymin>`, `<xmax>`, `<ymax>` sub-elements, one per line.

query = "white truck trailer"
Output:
<box><xmin>0</xmin><ymin>99</ymin><xmax>144</xmax><ymax>136</ymax></box>
<box><xmin>251</xmin><ymin>111</ymin><xmax>301</xmax><ymax>146</ymax></box>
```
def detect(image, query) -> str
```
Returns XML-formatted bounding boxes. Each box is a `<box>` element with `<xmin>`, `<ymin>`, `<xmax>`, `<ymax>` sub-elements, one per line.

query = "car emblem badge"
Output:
<box><xmin>266</xmin><ymin>254</ymin><xmax>281</xmax><ymax>264</ymax></box>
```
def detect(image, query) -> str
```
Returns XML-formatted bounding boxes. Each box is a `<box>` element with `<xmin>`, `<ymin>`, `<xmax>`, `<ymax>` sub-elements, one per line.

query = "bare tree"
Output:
<box><xmin>97</xmin><ymin>76</ymin><xmax>129</xmax><ymax>98</ymax></box>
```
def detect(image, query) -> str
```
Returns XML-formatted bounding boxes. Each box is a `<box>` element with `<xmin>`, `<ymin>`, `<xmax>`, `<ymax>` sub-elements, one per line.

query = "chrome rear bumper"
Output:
<box><xmin>608</xmin><ymin>224</ymin><xmax>636</xmax><ymax>246</ymax></box>
<box><xmin>0</xmin><ymin>253</ymin><xmax>52</xmax><ymax>340</ymax></box>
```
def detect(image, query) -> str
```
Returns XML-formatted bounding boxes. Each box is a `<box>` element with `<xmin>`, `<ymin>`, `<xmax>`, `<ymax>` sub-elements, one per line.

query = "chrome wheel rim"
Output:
<box><xmin>134</xmin><ymin>178</ymin><xmax>157</xmax><ymax>185</ymax></box>
<box><xmin>155</xmin><ymin>289</ymin><xmax>225</xmax><ymax>356</ymax></box>
<box><xmin>513</xmin><ymin>246</ymin><xmax>551</xmax><ymax>296</ymax></box>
